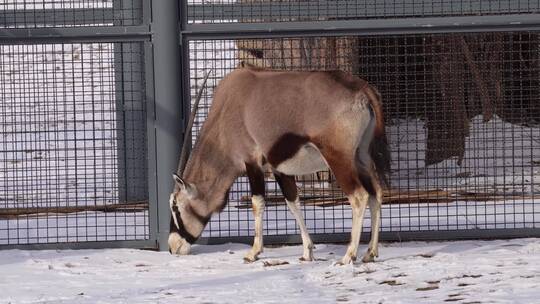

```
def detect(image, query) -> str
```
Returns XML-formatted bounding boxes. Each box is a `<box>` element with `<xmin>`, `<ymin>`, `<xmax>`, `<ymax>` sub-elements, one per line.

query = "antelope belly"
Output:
<box><xmin>275</xmin><ymin>143</ymin><xmax>328</xmax><ymax>175</ymax></box>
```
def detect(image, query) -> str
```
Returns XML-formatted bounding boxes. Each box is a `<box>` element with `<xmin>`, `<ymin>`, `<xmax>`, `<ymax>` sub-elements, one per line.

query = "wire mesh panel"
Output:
<box><xmin>187</xmin><ymin>0</ymin><xmax>540</xmax><ymax>24</ymax></box>
<box><xmin>0</xmin><ymin>42</ymin><xmax>149</xmax><ymax>245</ymax></box>
<box><xmin>0</xmin><ymin>0</ymin><xmax>143</xmax><ymax>28</ymax></box>
<box><xmin>188</xmin><ymin>32</ymin><xmax>540</xmax><ymax>241</ymax></box>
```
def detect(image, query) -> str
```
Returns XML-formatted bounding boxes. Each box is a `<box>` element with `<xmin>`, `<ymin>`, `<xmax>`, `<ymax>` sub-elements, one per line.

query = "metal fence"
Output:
<box><xmin>0</xmin><ymin>41</ymin><xmax>148</xmax><ymax>244</ymax></box>
<box><xmin>1</xmin><ymin>1</ymin><xmax>540</xmax><ymax>251</ymax></box>
<box><xmin>0</xmin><ymin>1</ymin><xmax>177</xmax><ymax>250</ymax></box>
<box><xmin>183</xmin><ymin>1</ymin><xmax>540</xmax><ymax>245</ymax></box>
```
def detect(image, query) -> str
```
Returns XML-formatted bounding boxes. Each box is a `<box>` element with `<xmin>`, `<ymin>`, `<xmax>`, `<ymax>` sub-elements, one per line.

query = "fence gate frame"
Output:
<box><xmin>178</xmin><ymin>0</ymin><xmax>540</xmax><ymax>248</ymax></box>
<box><xmin>0</xmin><ymin>1</ymin><xmax>186</xmax><ymax>251</ymax></box>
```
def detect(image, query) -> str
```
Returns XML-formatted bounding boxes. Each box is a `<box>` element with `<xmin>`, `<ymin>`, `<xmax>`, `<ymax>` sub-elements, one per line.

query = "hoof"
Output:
<box><xmin>299</xmin><ymin>249</ymin><xmax>314</xmax><ymax>262</ymax></box>
<box><xmin>299</xmin><ymin>256</ymin><xmax>314</xmax><ymax>262</ymax></box>
<box><xmin>362</xmin><ymin>254</ymin><xmax>375</xmax><ymax>263</ymax></box>
<box><xmin>243</xmin><ymin>256</ymin><xmax>259</xmax><ymax>263</ymax></box>
<box><xmin>338</xmin><ymin>255</ymin><xmax>356</xmax><ymax>265</ymax></box>
<box><xmin>362</xmin><ymin>247</ymin><xmax>378</xmax><ymax>263</ymax></box>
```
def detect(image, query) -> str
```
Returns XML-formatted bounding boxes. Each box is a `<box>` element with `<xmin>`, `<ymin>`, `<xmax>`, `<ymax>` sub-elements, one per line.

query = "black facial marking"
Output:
<box><xmin>267</xmin><ymin>133</ymin><xmax>310</xmax><ymax>167</ymax></box>
<box><xmin>170</xmin><ymin>203</ymin><xmax>197</xmax><ymax>244</ymax></box>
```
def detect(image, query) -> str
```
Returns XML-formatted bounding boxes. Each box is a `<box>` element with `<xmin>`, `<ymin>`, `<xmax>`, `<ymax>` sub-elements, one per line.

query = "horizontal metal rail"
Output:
<box><xmin>198</xmin><ymin>228</ymin><xmax>540</xmax><ymax>245</ymax></box>
<box><xmin>0</xmin><ymin>240</ymin><xmax>156</xmax><ymax>251</ymax></box>
<box><xmin>0</xmin><ymin>25</ymin><xmax>151</xmax><ymax>43</ymax></box>
<box><xmin>182</xmin><ymin>13</ymin><xmax>540</xmax><ymax>39</ymax></box>
<box><xmin>187</xmin><ymin>0</ymin><xmax>540</xmax><ymax>22</ymax></box>
<box><xmin>1</xmin><ymin>8</ymin><xmax>114</xmax><ymax>27</ymax></box>
<box><xmin>4</xmin><ymin>1</ymin><xmax>538</xmax><ymax>29</ymax></box>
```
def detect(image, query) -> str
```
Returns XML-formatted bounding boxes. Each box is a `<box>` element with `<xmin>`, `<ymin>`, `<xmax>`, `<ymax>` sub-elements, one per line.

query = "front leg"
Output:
<box><xmin>286</xmin><ymin>198</ymin><xmax>314</xmax><ymax>261</ymax></box>
<box><xmin>244</xmin><ymin>195</ymin><xmax>265</xmax><ymax>262</ymax></box>
<box><xmin>275</xmin><ymin>172</ymin><xmax>314</xmax><ymax>261</ymax></box>
<box><xmin>244</xmin><ymin>163</ymin><xmax>266</xmax><ymax>263</ymax></box>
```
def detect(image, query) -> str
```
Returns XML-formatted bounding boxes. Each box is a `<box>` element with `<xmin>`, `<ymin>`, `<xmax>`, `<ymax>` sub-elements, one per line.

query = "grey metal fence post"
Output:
<box><xmin>151</xmin><ymin>0</ymin><xmax>183</xmax><ymax>250</ymax></box>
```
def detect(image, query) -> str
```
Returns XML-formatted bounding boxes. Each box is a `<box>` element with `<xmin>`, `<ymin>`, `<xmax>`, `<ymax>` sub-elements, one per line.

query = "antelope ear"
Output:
<box><xmin>173</xmin><ymin>174</ymin><xmax>197</xmax><ymax>197</ymax></box>
<box><xmin>173</xmin><ymin>173</ymin><xmax>185</xmax><ymax>188</ymax></box>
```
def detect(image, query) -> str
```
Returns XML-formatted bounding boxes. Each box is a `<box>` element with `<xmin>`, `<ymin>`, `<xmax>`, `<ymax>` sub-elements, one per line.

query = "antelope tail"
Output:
<box><xmin>365</xmin><ymin>86</ymin><xmax>391</xmax><ymax>187</ymax></box>
<box><xmin>363</xmin><ymin>85</ymin><xmax>386</xmax><ymax>138</ymax></box>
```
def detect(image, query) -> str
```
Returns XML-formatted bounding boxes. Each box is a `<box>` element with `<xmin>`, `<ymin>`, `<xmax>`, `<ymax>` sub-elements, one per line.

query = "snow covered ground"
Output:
<box><xmin>1</xmin><ymin>238</ymin><xmax>540</xmax><ymax>303</ymax></box>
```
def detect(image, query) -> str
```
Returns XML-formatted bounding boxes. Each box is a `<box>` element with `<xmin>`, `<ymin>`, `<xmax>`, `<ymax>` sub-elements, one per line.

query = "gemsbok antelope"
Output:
<box><xmin>169</xmin><ymin>63</ymin><xmax>390</xmax><ymax>264</ymax></box>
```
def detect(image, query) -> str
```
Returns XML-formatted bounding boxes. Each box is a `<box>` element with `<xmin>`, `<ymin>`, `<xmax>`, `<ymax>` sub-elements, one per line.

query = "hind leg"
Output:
<box><xmin>362</xmin><ymin>180</ymin><xmax>382</xmax><ymax>263</ymax></box>
<box><xmin>274</xmin><ymin>172</ymin><xmax>314</xmax><ymax>261</ymax></box>
<box><xmin>244</xmin><ymin>163</ymin><xmax>266</xmax><ymax>263</ymax></box>
<box><xmin>317</xmin><ymin>147</ymin><xmax>370</xmax><ymax>264</ymax></box>
<box><xmin>341</xmin><ymin>189</ymin><xmax>369</xmax><ymax>264</ymax></box>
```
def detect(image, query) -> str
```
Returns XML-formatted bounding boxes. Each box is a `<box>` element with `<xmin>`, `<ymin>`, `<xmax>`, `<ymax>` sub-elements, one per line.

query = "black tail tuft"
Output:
<box><xmin>358</xmin><ymin>171</ymin><xmax>377</xmax><ymax>196</ymax></box>
<box><xmin>370</xmin><ymin>134</ymin><xmax>391</xmax><ymax>188</ymax></box>
<box><xmin>355</xmin><ymin>130</ymin><xmax>391</xmax><ymax>195</ymax></box>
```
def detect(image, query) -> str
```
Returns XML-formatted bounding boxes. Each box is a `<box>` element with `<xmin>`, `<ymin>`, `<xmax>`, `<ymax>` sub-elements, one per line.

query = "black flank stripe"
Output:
<box><xmin>267</xmin><ymin>133</ymin><xmax>309</xmax><ymax>167</ymax></box>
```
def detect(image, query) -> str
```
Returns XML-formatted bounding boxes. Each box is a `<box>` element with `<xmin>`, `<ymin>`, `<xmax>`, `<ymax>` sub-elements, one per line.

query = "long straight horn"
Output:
<box><xmin>177</xmin><ymin>69</ymin><xmax>213</xmax><ymax>176</ymax></box>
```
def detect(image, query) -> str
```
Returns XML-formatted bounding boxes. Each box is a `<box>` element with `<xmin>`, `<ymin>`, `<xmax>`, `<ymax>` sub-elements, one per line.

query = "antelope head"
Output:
<box><xmin>168</xmin><ymin>173</ymin><xmax>206</xmax><ymax>255</ymax></box>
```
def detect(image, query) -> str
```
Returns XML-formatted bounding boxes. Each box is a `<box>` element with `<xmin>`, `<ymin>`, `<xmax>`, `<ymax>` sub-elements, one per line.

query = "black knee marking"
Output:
<box><xmin>245</xmin><ymin>163</ymin><xmax>266</xmax><ymax>197</ymax></box>
<box><xmin>274</xmin><ymin>172</ymin><xmax>298</xmax><ymax>202</ymax></box>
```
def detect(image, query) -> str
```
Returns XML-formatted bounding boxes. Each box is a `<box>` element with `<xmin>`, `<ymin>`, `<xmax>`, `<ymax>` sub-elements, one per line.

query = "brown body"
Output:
<box><xmin>169</xmin><ymin>65</ymin><xmax>390</xmax><ymax>264</ymax></box>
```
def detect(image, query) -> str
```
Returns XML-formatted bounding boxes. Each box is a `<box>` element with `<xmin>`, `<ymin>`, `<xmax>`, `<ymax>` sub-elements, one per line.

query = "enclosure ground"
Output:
<box><xmin>1</xmin><ymin>238</ymin><xmax>539</xmax><ymax>303</ymax></box>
